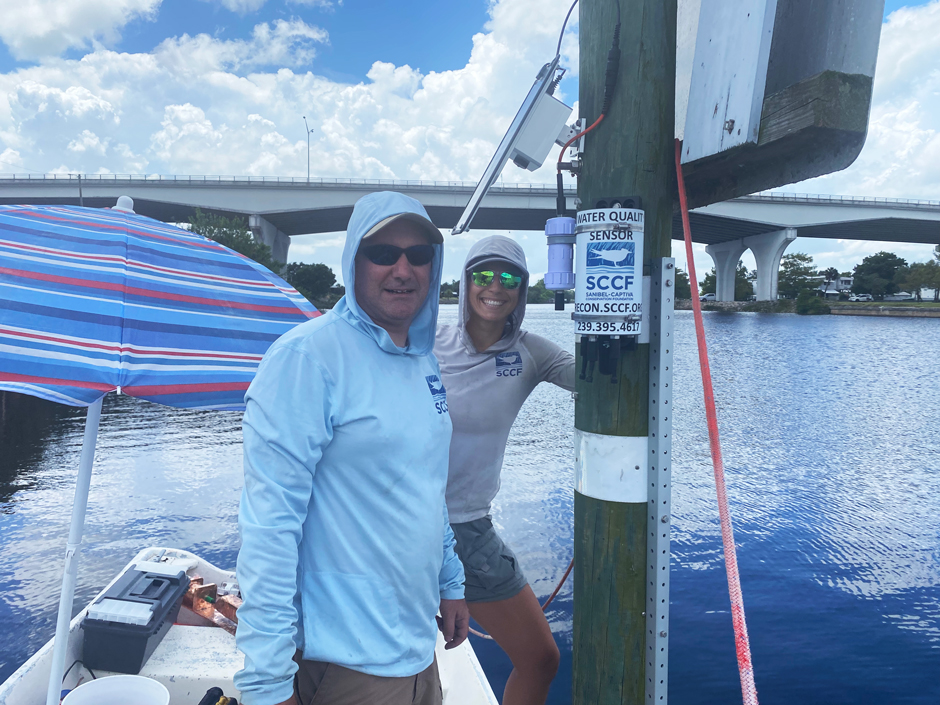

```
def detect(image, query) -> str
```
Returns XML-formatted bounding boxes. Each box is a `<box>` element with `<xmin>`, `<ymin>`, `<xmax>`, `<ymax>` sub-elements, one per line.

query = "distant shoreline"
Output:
<box><xmin>675</xmin><ymin>299</ymin><xmax>940</xmax><ymax>318</ymax></box>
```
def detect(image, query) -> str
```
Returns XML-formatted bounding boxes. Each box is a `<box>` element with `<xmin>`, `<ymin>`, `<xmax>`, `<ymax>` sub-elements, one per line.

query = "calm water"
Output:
<box><xmin>1</xmin><ymin>306</ymin><xmax>938</xmax><ymax>704</ymax></box>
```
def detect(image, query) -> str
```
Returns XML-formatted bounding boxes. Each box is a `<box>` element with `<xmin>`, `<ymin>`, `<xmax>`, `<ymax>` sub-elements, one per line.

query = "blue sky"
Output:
<box><xmin>0</xmin><ymin>0</ymin><xmax>922</xmax><ymax>86</ymax></box>
<box><xmin>0</xmin><ymin>0</ymin><xmax>937</xmax><ymax>281</ymax></box>
<box><xmin>0</xmin><ymin>0</ymin><xmax>491</xmax><ymax>80</ymax></box>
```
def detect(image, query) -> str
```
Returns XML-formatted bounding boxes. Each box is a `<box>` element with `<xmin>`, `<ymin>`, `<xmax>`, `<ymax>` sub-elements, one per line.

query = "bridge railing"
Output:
<box><xmin>1</xmin><ymin>173</ymin><xmax>937</xmax><ymax>209</ymax></box>
<box><xmin>748</xmin><ymin>190</ymin><xmax>940</xmax><ymax>208</ymax></box>
<box><xmin>0</xmin><ymin>173</ymin><xmax>569</xmax><ymax>193</ymax></box>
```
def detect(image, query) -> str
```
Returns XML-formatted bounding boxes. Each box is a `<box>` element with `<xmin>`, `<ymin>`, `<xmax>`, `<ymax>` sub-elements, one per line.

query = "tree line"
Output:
<box><xmin>693</xmin><ymin>246</ymin><xmax>940</xmax><ymax>302</ymax></box>
<box><xmin>188</xmin><ymin>210</ymin><xmax>939</xmax><ymax>308</ymax></box>
<box><xmin>188</xmin><ymin>210</ymin><xmax>342</xmax><ymax>308</ymax></box>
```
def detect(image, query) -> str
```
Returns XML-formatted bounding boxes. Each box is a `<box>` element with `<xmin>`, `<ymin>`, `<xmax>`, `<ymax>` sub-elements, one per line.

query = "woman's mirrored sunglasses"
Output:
<box><xmin>360</xmin><ymin>243</ymin><xmax>435</xmax><ymax>267</ymax></box>
<box><xmin>470</xmin><ymin>269</ymin><xmax>523</xmax><ymax>290</ymax></box>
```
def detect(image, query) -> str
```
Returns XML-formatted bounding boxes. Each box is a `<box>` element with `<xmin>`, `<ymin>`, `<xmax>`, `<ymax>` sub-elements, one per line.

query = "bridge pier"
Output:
<box><xmin>704</xmin><ymin>240</ymin><xmax>747</xmax><ymax>301</ymax></box>
<box><xmin>249</xmin><ymin>215</ymin><xmax>290</xmax><ymax>265</ymax></box>
<box><xmin>745</xmin><ymin>228</ymin><xmax>797</xmax><ymax>300</ymax></box>
<box><xmin>704</xmin><ymin>228</ymin><xmax>797</xmax><ymax>301</ymax></box>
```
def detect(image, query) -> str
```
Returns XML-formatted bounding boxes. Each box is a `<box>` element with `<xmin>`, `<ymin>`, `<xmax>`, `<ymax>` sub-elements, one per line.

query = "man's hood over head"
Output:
<box><xmin>457</xmin><ymin>235</ymin><xmax>529</xmax><ymax>354</ymax></box>
<box><xmin>334</xmin><ymin>191</ymin><xmax>443</xmax><ymax>356</ymax></box>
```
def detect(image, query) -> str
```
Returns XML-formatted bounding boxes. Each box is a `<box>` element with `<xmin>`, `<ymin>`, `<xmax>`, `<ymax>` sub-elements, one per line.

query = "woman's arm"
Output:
<box><xmin>525</xmin><ymin>332</ymin><xmax>576</xmax><ymax>392</ymax></box>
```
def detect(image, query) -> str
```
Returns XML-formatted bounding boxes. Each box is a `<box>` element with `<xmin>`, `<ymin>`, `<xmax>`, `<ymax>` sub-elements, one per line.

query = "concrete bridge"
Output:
<box><xmin>1</xmin><ymin>174</ymin><xmax>938</xmax><ymax>300</ymax></box>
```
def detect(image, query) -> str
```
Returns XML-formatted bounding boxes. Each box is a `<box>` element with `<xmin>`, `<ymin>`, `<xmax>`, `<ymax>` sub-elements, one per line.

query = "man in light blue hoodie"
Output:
<box><xmin>234</xmin><ymin>191</ymin><xmax>468</xmax><ymax>705</ymax></box>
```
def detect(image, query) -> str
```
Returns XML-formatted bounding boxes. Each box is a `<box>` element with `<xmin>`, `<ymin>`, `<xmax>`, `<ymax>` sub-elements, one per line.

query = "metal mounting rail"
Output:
<box><xmin>646</xmin><ymin>257</ymin><xmax>675</xmax><ymax>704</ymax></box>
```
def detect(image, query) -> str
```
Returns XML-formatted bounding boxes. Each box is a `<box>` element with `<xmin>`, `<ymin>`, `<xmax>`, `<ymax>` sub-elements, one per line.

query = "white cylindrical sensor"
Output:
<box><xmin>545</xmin><ymin>216</ymin><xmax>576</xmax><ymax>291</ymax></box>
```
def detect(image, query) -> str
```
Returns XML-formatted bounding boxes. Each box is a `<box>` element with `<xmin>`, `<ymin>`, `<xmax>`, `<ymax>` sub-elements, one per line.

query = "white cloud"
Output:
<box><xmin>0</xmin><ymin>0</ymin><xmax>161</xmax><ymax>61</ymax></box>
<box><xmin>66</xmin><ymin>129</ymin><xmax>109</xmax><ymax>155</ymax></box>
<box><xmin>202</xmin><ymin>0</ymin><xmax>268</xmax><ymax>12</ymax></box>
<box><xmin>3</xmin><ymin>0</ymin><xmax>936</xmax><ymax>283</ymax></box>
<box><xmin>154</xmin><ymin>19</ymin><xmax>329</xmax><ymax>72</ymax></box>
<box><xmin>0</xmin><ymin>0</ymin><xmax>577</xmax><ymax>184</ymax></box>
<box><xmin>200</xmin><ymin>0</ymin><xmax>340</xmax><ymax>11</ymax></box>
<box><xmin>788</xmin><ymin>1</ymin><xmax>940</xmax><ymax>200</ymax></box>
<box><xmin>0</xmin><ymin>147</ymin><xmax>25</xmax><ymax>171</ymax></box>
<box><xmin>288</xmin><ymin>0</ymin><xmax>341</xmax><ymax>7</ymax></box>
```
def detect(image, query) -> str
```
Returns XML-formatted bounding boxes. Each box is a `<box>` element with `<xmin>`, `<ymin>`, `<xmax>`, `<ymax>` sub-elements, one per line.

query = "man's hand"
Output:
<box><xmin>437</xmin><ymin>598</ymin><xmax>470</xmax><ymax>650</ymax></box>
<box><xmin>274</xmin><ymin>696</ymin><xmax>298</xmax><ymax>705</ymax></box>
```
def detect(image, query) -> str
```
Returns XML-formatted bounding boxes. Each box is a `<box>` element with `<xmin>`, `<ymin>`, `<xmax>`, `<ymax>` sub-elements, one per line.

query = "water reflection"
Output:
<box><xmin>1</xmin><ymin>308</ymin><xmax>938</xmax><ymax>704</ymax></box>
<box><xmin>0</xmin><ymin>393</ymin><xmax>79</xmax><ymax>505</ymax></box>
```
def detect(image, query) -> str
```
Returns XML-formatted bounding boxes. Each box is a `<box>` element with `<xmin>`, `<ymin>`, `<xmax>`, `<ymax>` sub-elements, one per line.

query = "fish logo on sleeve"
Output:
<box><xmin>495</xmin><ymin>351</ymin><xmax>523</xmax><ymax>377</ymax></box>
<box><xmin>426</xmin><ymin>375</ymin><xmax>448</xmax><ymax>414</ymax></box>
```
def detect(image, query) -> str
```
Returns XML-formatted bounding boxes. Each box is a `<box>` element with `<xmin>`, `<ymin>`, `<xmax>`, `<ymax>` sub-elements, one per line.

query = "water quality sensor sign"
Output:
<box><xmin>574</xmin><ymin>208</ymin><xmax>645</xmax><ymax>323</ymax></box>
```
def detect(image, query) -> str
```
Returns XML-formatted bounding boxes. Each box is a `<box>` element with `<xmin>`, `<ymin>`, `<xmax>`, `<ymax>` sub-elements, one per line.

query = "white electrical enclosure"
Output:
<box><xmin>573</xmin><ymin>208</ymin><xmax>645</xmax><ymax>336</ymax></box>
<box><xmin>508</xmin><ymin>92</ymin><xmax>572</xmax><ymax>171</ymax></box>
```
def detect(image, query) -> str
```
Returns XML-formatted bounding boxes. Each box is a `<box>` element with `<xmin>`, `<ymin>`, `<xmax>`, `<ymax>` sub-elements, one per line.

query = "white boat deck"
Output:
<box><xmin>0</xmin><ymin>548</ymin><xmax>498</xmax><ymax>705</ymax></box>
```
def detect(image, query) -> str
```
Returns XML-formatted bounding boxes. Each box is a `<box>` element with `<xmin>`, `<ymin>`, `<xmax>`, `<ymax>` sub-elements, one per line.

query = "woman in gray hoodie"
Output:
<box><xmin>435</xmin><ymin>235</ymin><xmax>575</xmax><ymax>705</ymax></box>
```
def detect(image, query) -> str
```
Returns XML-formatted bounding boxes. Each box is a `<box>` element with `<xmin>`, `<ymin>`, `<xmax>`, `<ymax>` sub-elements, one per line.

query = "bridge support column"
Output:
<box><xmin>249</xmin><ymin>215</ymin><xmax>290</xmax><ymax>265</ymax></box>
<box><xmin>744</xmin><ymin>228</ymin><xmax>797</xmax><ymax>301</ymax></box>
<box><xmin>704</xmin><ymin>240</ymin><xmax>747</xmax><ymax>301</ymax></box>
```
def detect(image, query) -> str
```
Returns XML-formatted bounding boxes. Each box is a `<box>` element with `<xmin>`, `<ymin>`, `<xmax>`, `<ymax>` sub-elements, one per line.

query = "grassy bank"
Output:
<box><xmin>830</xmin><ymin>300</ymin><xmax>940</xmax><ymax>308</ymax></box>
<box><xmin>675</xmin><ymin>299</ymin><xmax>940</xmax><ymax>317</ymax></box>
<box><xmin>676</xmin><ymin>300</ymin><xmax>796</xmax><ymax>313</ymax></box>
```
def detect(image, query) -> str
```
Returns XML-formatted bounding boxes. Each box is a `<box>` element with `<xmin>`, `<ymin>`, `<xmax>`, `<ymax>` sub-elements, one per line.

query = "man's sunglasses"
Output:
<box><xmin>359</xmin><ymin>244</ymin><xmax>435</xmax><ymax>267</ymax></box>
<box><xmin>470</xmin><ymin>270</ymin><xmax>523</xmax><ymax>290</ymax></box>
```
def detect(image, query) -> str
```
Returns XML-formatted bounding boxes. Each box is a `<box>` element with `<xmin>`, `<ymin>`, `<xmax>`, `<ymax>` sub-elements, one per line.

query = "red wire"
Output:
<box><xmin>540</xmin><ymin>558</ymin><xmax>573</xmax><ymax>610</ymax></box>
<box><xmin>557</xmin><ymin>114</ymin><xmax>605</xmax><ymax>168</ymax></box>
<box><xmin>675</xmin><ymin>139</ymin><xmax>759</xmax><ymax>705</ymax></box>
<box><xmin>469</xmin><ymin>556</ymin><xmax>574</xmax><ymax>640</ymax></box>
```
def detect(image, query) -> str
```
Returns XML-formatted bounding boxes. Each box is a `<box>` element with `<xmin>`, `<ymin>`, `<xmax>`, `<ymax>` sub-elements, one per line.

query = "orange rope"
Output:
<box><xmin>675</xmin><ymin>138</ymin><xmax>759</xmax><ymax>705</ymax></box>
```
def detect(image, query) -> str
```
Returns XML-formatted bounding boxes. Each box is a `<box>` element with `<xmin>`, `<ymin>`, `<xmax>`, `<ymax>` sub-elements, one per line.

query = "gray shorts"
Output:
<box><xmin>451</xmin><ymin>516</ymin><xmax>528</xmax><ymax>603</ymax></box>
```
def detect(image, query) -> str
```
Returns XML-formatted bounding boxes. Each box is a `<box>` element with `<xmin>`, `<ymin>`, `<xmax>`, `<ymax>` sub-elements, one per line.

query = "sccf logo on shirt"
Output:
<box><xmin>426</xmin><ymin>375</ymin><xmax>448</xmax><ymax>414</ymax></box>
<box><xmin>495</xmin><ymin>351</ymin><xmax>523</xmax><ymax>378</ymax></box>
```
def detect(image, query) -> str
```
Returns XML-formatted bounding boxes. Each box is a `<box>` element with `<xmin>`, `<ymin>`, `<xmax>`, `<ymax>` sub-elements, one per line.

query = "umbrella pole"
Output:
<box><xmin>45</xmin><ymin>396</ymin><xmax>104</xmax><ymax>705</ymax></box>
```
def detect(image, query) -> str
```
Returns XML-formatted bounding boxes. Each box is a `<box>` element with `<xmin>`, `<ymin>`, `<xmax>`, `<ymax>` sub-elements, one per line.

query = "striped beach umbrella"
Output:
<box><xmin>0</xmin><ymin>202</ymin><xmax>318</xmax><ymax>410</ymax></box>
<box><xmin>0</xmin><ymin>201</ymin><xmax>320</xmax><ymax>704</ymax></box>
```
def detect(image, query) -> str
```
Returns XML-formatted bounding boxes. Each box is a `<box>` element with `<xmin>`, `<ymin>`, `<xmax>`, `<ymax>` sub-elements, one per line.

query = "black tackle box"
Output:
<box><xmin>82</xmin><ymin>561</ymin><xmax>191</xmax><ymax>674</ymax></box>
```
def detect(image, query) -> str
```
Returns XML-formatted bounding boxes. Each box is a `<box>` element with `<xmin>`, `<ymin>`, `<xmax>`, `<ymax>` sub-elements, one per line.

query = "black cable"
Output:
<box><xmin>556</xmin><ymin>171</ymin><xmax>567</xmax><ymax>216</ymax></box>
<box><xmin>546</xmin><ymin>67</ymin><xmax>566</xmax><ymax>96</ymax></box>
<box><xmin>556</xmin><ymin>0</ymin><xmax>579</xmax><ymax>58</ymax></box>
<box><xmin>553</xmin><ymin>0</ymin><xmax>579</xmax><ymax>216</ymax></box>
<box><xmin>601</xmin><ymin>1</ymin><xmax>622</xmax><ymax>116</ymax></box>
<box><xmin>61</xmin><ymin>659</ymin><xmax>81</xmax><ymax>683</ymax></box>
<box><xmin>555</xmin><ymin>0</ymin><xmax>622</xmax><ymax>216</ymax></box>
<box><xmin>61</xmin><ymin>659</ymin><xmax>97</xmax><ymax>685</ymax></box>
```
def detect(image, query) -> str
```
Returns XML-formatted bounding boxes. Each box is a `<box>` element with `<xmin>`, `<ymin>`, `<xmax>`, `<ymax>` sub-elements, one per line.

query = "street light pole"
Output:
<box><xmin>303</xmin><ymin>116</ymin><xmax>313</xmax><ymax>182</ymax></box>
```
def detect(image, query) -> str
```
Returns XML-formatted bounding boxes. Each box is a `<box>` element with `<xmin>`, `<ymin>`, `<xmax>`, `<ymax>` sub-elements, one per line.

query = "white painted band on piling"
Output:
<box><xmin>574</xmin><ymin>429</ymin><xmax>649</xmax><ymax>503</ymax></box>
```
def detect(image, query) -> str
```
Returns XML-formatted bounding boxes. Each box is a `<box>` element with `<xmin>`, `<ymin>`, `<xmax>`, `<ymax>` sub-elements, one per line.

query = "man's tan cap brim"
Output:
<box><xmin>362</xmin><ymin>212</ymin><xmax>443</xmax><ymax>244</ymax></box>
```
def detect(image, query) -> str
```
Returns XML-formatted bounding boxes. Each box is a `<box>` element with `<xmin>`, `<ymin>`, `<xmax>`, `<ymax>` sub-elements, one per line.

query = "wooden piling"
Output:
<box><xmin>573</xmin><ymin>0</ymin><xmax>676</xmax><ymax>703</ymax></box>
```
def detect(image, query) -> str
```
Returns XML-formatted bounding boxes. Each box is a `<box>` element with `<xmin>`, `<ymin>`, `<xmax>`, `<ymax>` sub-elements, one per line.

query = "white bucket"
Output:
<box><xmin>62</xmin><ymin>674</ymin><xmax>170</xmax><ymax>705</ymax></box>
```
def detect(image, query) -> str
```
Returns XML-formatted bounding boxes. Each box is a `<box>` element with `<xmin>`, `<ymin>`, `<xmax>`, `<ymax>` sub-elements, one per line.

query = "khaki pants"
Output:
<box><xmin>292</xmin><ymin>652</ymin><xmax>442</xmax><ymax>705</ymax></box>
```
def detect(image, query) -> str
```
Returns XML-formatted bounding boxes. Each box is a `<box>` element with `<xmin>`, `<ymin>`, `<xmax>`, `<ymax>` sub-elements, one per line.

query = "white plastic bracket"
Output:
<box><xmin>555</xmin><ymin>117</ymin><xmax>586</xmax><ymax>159</ymax></box>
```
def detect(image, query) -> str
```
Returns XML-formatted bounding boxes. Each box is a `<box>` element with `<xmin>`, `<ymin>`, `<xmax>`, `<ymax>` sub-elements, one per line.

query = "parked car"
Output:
<box><xmin>700</xmin><ymin>293</ymin><xmax>717</xmax><ymax>302</ymax></box>
<box><xmin>848</xmin><ymin>294</ymin><xmax>873</xmax><ymax>302</ymax></box>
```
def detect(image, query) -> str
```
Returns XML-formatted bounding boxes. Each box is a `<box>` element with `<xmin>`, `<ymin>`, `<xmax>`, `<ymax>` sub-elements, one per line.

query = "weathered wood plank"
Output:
<box><xmin>681</xmin><ymin>70</ymin><xmax>873</xmax><ymax>208</ymax></box>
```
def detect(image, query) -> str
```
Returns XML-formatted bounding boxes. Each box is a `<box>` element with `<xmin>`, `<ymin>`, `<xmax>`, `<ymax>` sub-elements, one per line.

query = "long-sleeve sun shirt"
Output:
<box><xmin>234</xmin><ymin>192</ymin><xmax>464</xmax><ymax>705</ymax></box>
<box><xmin>435</xmin><ymin>236</ymin><xmax>576</xmax><ymax>524</ymax></box>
